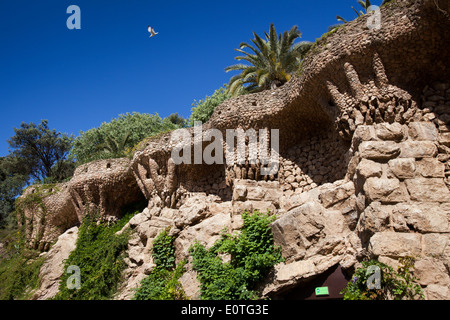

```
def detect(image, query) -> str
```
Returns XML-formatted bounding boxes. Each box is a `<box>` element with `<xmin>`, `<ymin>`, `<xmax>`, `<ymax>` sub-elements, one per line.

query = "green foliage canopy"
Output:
<box><xmin>7</xmin><ymin>120</ymin><xmax>74</xmax><ymax>183</ymax></box>
<box><xmin>225</xmin><ymin>24</ymin><xmax>312</xmax><ymax>96</ymax></box>
<box><xmin>188</xmin><ymin>86</ymin><xmax>230</xmax><ymax>126</ymax></box>
<box><xmin>71</xmin><ymin>112</ymin><xmax>184</xmax><ymax>164</ymax></box>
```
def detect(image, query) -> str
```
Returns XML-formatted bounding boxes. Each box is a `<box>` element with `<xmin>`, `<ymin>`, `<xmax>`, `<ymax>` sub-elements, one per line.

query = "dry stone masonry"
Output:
<box><xmin>21</xmin><ymin>0</ymin><xmax>450</xmax><ymax>300</ymax></box>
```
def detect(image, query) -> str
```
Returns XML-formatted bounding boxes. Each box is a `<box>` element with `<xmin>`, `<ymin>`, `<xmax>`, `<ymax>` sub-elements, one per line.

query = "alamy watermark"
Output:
<box><xmin>367</xmin><ymin>5</ymin><xmax>381</xmax><ymax>31</ymax></box>
<box><xmin>67</xmin><ymin>5</ymin><xmax>81</xmax><ymax>30</ymax></box>
<box><xmin>66</xmin><ymin>265</ymin><xmax>81</xmax><ymax>290</ymax></box>
<box><xmin>170</xmin><ymin>122</ymin><xmax>280</xmax><ymax>176</ymax></box>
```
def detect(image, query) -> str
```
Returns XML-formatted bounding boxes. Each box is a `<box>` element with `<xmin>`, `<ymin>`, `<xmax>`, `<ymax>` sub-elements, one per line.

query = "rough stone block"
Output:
<box><xmin>393</xmin><ymin>203</ymin><xmax>450</xmax><ymax>233</ymax></box>
<box><xmin>359</xmin><ymin>141</ymin><xmax>401</xmax><ymax>161</ymax></box>
<box><xmin>414</xmin><ymin>258</ymin><xmax>450</xmax><ymax>286</ymax></box>
<box><xmin>416</xmin><ymin>158</ymin><xmax>445</xmax><ymax>178</ymax></box>
<box><xmin>363</xmin><ymin>177</ymin><xmax>409</xmax><ymax>203</ymax></box>
<box><xmin>422</xmin><ymin>234</ymin><xmax>449</xmax><ymax>257</ymax></box>
<box><xmin>388</xmin><ymin>158</ymin><xmax>416</xmax><ymax>179</ymax></box>
<box><xmin>408</xmin><ymin>122</ymin><xmax>438</xmax><ymax>141</ymax></box>
<box><xmin>319</xmin><ymin>181</ymin><xmax>355</xmax><ymax>208</ymax></box>
<box><xmin>399</xmin><ymin>141</ymin><xmax>438</xmax><ymax>158</ymax></box>
<box><xmin>405</xmin><ymin>178</ymin><xmax>450</xmax><ymax>202</ymax></box>
<box><xmin>369</xmin><ymin>232</ymin><xmax>422</xmax><ymax>257</ymax></box>
<box><xmin>352</xmin><ymin>125</ymin><xmax>378</xmax><ymax>149</ymax></box>
<box><xmin>357</xmin><ymin>158</ymin><xmax>383</xmax><ymax>179</ymax></box>
<box><xmin>439</xmin><ymin>132</ymin><xmax>450</xmax><ymax>147</ymax></box>
<box><xmin>232</xmin><ymin>184</ymin><xmax>247</xmax><ymax>201</ymax></box>
<box><xmin>375</xmin><ymin>123</ymin><xmax>405</xmax><ymax>141</ymax></box>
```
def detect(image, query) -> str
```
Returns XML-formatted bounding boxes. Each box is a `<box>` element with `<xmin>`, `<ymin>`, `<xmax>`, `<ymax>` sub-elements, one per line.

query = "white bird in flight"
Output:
<box><xmin>148</xmin><ymin>26</ymin><xmax>158</xmax><ymax>38</ymax></box>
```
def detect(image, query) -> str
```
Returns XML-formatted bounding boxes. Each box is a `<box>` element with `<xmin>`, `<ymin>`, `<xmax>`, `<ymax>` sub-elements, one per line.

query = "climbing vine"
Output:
<box><xmin>189</xmin><ymin>210</ymin><xmax>284</xmax><ymax>300</ymax></box>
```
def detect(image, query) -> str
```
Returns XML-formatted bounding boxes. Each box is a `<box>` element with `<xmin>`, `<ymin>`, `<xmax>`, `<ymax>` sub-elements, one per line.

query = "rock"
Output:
<box><xmin>416</xmin><ymin>158</ymin><xmax>445</xmax><ymax>178</ymax></box>
<box><xmin>405</xmin><ymin>178</ymin><xmax>450</xmax><ymax>202</ymax></box>
<box><xmin>399</xmin><ymin>141</ymin><xmax>438</xmax><ymax>158</ymax></box>
<box><xmin>388</xmin><ymin>158</ymin><xmax>416</xmax><ymax>179</ymax></box>
<box><xmin>356</xmin><ymin>202</ymin><xmax>390</xmax><ymax>236</ymax></box>
<box><xmin>232</xmin><ymin>184</ymin><xmax>247</xmax><ymax>201</ymax></box>
<box><xmin>393</xmin><ymin>203</ymin><xmax>450</xmax><ymax>233</ymax></box>
<box><xmin>369</xmin><ymin>232</ymin><xmax>422</xmax><ymax>257</ymax></box>
<box><xmin>318</xmin><ymin>181</ymin><xmax>355</xmax><ymax>208</ymax></box>
<box><xmin>408</xmin><ymin>122</ymin><xmax>438</xmax><ymax>141</ymax></box>
<box><xmin>357</xmin><ymin>159</ymin><xmax>383</xmax><ymax>179</ymax></box>
<box><xmin>375</xmin><ymin>123</ymin><xmax>405</xmax><ymax>141</ymax></box>
<box><xmin>359</xmin><ymin>141</ymin><xmax>401</xmax><ymax>160</ymax></box>
<box><xmin>414</xmin><ymin>258</ymin><xmax>450</xmax><ymax>286</ymax></box>
<box><xmin>363</xmin><ymin>177</ymin><xmax>409</xmax><ymax>203</ymax></box>
<box><xmin>425</xmin><ymin>284</ymin><xmax>450</xmax><ymax>300</ymax></box>
<box><xmin>271</xmin><ymin>202</ymin><xmax>325</xmax><ymax>261</ymax></box>
<box><xmin>439</xmin><ymin>132</ymin><xmax>450</xmax><ymax>147</ymax></box>
<box><xmin>178</xmin><ymin>270</ymin><xmax>201</xmax><ymax>300</ymax></box>
<box><xmin>32</xmin><ymin>227</ymin><xmax>79</xmax><ymax>300</ymax></box>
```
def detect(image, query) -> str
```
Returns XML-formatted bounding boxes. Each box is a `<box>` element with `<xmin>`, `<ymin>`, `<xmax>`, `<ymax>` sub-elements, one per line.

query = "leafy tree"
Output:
<box><xmin>71</xmin><ymin>112</ymin><xmax>183</xmax><ymax>164</ymax></box>
<box><xmin>188</xmin><ymin>85</ymin><xmax>230</xmax><ymax>126</ymax></box>
<box><xmin>0</xmin><ymin>156</ymin><xmax>28</xmax><ymax>226</ymax></box>
<box><xmin>225</xmin><ymin>24</ymin><xmax>313</xmax><ymax>96</ymax></box>
<box><xmin>166</xmin><ymin>113</ymin><xmax>186</xmax><ymax>128</ymax></box>
<box><xmin>7</xmin><ymin>120</ymin><xmax>74</xmax><ymax>183</ymax></box>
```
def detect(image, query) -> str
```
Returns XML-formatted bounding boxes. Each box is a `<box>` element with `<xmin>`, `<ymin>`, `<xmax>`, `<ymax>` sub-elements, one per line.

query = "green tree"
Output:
<box><xmin>0</xmin><ymin>156</ymin><xmax>28</xmax><ymax>226</ymax></box>
<box><xmin>71</xmin><ymin>112</ymin><xmax>183</xmax><ymax>164</ymax></box>
<box><xmin>188</xmin><ymin>85</ymin><xmax>230</xmax><ymax>126</ymax></box>
<box><xmin>7</xmin><ymin>120</ymin><xmax>74</xmax><ymax>183</ymax></box>
<box><xmin>225</xmin><ymin>24</ymin><xmax>312</xmax><ymax>96</ymax></box>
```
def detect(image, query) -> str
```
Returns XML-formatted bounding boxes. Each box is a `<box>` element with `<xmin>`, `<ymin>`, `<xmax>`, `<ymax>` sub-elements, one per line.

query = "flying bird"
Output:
<box><xmin>148</xmin><ymin>26</ymin><xmax>158</xmax><ymax>38</ymax></box>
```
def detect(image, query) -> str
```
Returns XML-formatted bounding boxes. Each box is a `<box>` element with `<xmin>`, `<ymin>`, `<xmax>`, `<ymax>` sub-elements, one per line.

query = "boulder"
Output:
<box><xmin>32</xmin><ymin>227</ymin><xmax>79</xmax><ymax>300</ymax></box>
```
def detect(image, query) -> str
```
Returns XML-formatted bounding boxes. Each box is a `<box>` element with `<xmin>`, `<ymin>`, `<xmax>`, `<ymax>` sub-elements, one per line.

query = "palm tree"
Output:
<box><xmin>225</xmin><ymin>24</ymin><xmax>313</xmax><ymax>96</ymax></box>
<box><xmin>337</xmin><ymin>0</ymin><xmax>391</xmax><ymax>23</ymax></box>
<box><xmin>95</xmin><ymin>131</ymin><xmax>131</xmax><ymax>157</ymax></box>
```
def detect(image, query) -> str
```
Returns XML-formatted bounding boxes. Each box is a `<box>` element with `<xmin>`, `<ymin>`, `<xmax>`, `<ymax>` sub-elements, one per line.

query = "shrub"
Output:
<box><xmin>133</xmin><ymin>227</ymin><xmax>187</xmax><ymax>300</ymax></box>
<box><xmin>341</xmin><ymin>257</ymin><xmax>425</xmax><ymax>300</ymax></box>
<box><xmin>72</xmin><ymin>112</ymin><xmax>183</xmax><ymax>164</ymax></box>
<box><xmin>189</xmin><ymin>210</ymin><xmax>284</xmax><ymax>300</ymax></box>
<box><xmin>188</xmin><ymin>86</ymin><xmax>230</xmax><ymax>126</ymax></box>
<box><xmin>0</xmin><ymin>245</ymin><xmax>45</xmax><ymax>300</ymax></box>
<box><xmin>53</xmin><ymin>209</ymin><xmax>137</xmax><ymax>300</ymax></box>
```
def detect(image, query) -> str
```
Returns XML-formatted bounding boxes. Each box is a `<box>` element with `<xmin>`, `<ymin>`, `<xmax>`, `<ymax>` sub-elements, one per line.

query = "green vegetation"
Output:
<box><xmin>71</xmin><ymin>112</ymin><xmax>185</xmax><ymax>165</ymax></box>
<box><xmin>341</xmin><ymin>257</ymin><xmax>425</xmax><ymax>300</ymax></box>
<box><xmin>189</xmin><ymin>210</ymin><xmax>284</xmax><ymax>300</ymax></box>
<box><xmin>133</xmin><ymin>227</ymin><xmax>187</xmax><ymax>300</ymax></box>
<box><xmin>0</xmin><ymin>236</ymin><xmax>45</xmax><ymax>300</ymax></box>
<box><xmin>53</xmin><ymin>207</ymin><xmax>139</xmax><ymax>300</ymax></box>
<box><xmin>189</xmin><ymin>85</ymin><xmax>230</xmax><ymax>126</ymax></box>
<box><xmin>7</xmin><ymin>120</ymin><xmax>75</xmax><ymax>183</ymax></box>
<box><xmin>225</xmin><ymin>24</ymin><xmax>312</xmax><ymax>96</ymax></box>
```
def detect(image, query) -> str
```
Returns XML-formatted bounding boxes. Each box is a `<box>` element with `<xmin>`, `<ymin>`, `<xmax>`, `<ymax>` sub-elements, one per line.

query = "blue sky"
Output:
<box><xmin>0</xmin><ymin>0</ymin><xmax>371</xmax><ymax>157</ymax></box>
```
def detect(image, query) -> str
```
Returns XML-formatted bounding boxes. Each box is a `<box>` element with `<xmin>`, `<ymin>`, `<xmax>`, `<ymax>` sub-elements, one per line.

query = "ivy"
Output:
<box><xmin>53</xmin><ymin>208</ymin><xmax>138</xmax><ymax>300</ymax></box>
<box><xmin>133</xmin><ymin>227</ymin><xmax>187</xmax><ymax>300</ymax></box>
<box><xmin>189</xmin><ymin>210</ymin><xmax>284</xmax><ymax>300</ymax></box>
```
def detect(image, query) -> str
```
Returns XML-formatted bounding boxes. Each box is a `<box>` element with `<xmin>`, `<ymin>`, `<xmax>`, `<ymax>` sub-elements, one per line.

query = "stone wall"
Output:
<box><xmin>25</xmin><ymin>0</ymin><xmax>450</xmax><ymax>300</ymax></box>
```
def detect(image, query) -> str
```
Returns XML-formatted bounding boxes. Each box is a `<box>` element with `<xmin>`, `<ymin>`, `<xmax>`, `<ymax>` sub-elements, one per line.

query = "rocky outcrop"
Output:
<box><xmin>32</xmin><ymin>227</ymin><xmax>78</xmax><ymax>300</ymax></box>
<box><xmin>21</xmin><ymin>0</ymin><xmax>450</xmax><ymax>300</ymax></box>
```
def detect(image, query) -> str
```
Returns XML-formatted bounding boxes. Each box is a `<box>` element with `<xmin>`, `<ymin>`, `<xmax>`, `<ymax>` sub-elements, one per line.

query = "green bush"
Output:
<box><xmin>189</xmin><ymin>210</ymin><xmax>284</xmax><ymax>300</ymax></box>
<box><xmin>133</xmin><ymin>227</ymin><xmax>187</xmax><ymax>300</ymax></box>
<box><xmin>341</xmin><ymin>257</ymin><xmax>425</xmax><ymax>300</ymax></box>
<box><xmin>188</xmin><ymin>86</ymin><xmax>230</xmax><ymax>126</ymax></box>
<box><xmin>0</xmin><ymin>245</ymin><xmax>45</xmax><ymax>300</ymax></box>
<box><xmin>72</xmin><ymin>112</ymin><xmax>184</xmax><ymax>164</ymax></box>
<box><xmin>53</xmin><ymin>210</ymin><xmax>137</xmax><ymax>300</ymax></box>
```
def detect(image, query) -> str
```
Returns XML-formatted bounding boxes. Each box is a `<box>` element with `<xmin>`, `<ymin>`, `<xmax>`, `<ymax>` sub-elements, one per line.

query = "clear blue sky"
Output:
<box><xmin>0</xmin><ymin>0</ymin><xmax>373</xmax><ymax>157</ymax></box>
